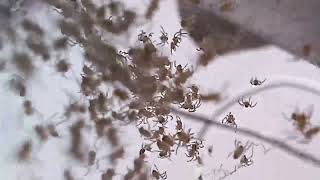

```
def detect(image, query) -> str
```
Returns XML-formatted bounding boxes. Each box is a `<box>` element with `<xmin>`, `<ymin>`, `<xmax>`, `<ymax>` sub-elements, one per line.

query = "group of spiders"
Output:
<box><xmin>212</xmin><ymin>138</ymin><xmax>271</xmax><ymax>180</ymax></box>
<box><xmin>137</xmin><ymin>115</ymin><xmax>204</xmax><ymax>163</ymax></box>
<box><xmin>221</xmin><ymin>77</ymin><xmax>266</xmax><ymax>129</ymax></box>
<box><xmin>216</xmin><ymin>77</ymin><xmax>267</xmax><ymax>178</ymax></box>
<box><xmin>138</xmin><ymin>26</ymin><xmax>187</xmax><ymax>54</ymax></box>
<box><xmin>239</xmin><ymin>77</ymin><xmax>265</xmax><ymax>110</ymax></box>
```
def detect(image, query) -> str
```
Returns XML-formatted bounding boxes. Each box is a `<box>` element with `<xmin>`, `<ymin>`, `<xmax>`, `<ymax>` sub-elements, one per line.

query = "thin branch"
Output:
<box><xmin>202</xmin><ymin>77</ymin><xmax>320</xmax><ymax>138</ymax></box>
<box><xmin>172</xmin><ymin>108</ymin><xmax>320</xmax><ymax>167</ymax></box>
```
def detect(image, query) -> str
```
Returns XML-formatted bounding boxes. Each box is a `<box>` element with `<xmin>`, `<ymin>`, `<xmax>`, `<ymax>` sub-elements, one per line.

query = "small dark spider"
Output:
<box><xmin>157</xmin><ymin>26</ymin><xmax>169</xmax><ymax>46</ymax></box>
<box><xmin>174</xmin><ymin>61</ymin><xmax>188</xmax><ymax>74</ymax></box>
<box><xmin>238</xmin><ymin>97</ymin><xmax>257</xmax><ymax>108</ymax></box>
<box><xmin>138</xmin><ymin>30</ymin><xmax>153</xmax><ymax>44</ymax></box>
<box><xmin>250</xmin><ymin>77</ymin><xmax>266</xmax><ymax>86</ymax></box>
<box><xmin>170</xmin><ymin>29</ymin><xmax>187</xmax><ymax>54</ymax></box>
<box><xmin>186</xmin><ymin>141</ymin><xmax>204</xmax><ymax>162</ymax></box>
<box><xmin>222</xmin><ymin>112</ymin><xmax>237</xmax><ymax>129</ymax></box>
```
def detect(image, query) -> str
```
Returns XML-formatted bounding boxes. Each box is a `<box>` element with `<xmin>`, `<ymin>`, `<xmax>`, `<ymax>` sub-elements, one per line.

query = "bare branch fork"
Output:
<box><xmin>172</xmin><ymin>77</ymin><xmax>320</xmax><ymax>167</ymax></box>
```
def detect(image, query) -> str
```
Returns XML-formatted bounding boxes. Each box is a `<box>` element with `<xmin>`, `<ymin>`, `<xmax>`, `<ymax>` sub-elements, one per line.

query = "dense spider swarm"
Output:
<box><xmin>2</xmin><ymin>0</ymin><xmax>320</xmax><ymax>180</ymax></box>
<box><xmin>0</xmin><ymin>0</ymin><xmax>219</xmax><ymax>179</ymax></box>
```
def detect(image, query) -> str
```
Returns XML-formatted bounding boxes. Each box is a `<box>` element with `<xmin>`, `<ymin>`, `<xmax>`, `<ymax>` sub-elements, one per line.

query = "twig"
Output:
<box><xmin>202</xmin><ymin>77</ymin><xmax>320</xmax><ymax>138</ymax></box>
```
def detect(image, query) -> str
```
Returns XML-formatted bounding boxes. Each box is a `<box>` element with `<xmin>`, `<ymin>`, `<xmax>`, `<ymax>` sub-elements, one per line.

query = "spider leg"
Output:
<box><xmin>173</xmin><ymin>31</ymin><xmax>179</xmax><ymax>38</ymax></box>
<box><xmin>234</xmin><ymin>139</ymin><xmax>238</xmax><ymax>147</ymax></box>
<box><xmin>173</xmin><ymin>61</ymin><xmax>177</xmax><ymax>68</ymax></box>
<box><xmin>198</xmin><ymin>141</ymin><xmax>204</xmax><ymax>148</ymax></box>
<box><xmin>182</xmin><ymin>63</ymin><xmax>188</xmax><ymax>70</ymax></box>
<box><xmin>248</xmin><ymin>159</ymin><xmax>254</xmax><ymax>166</ymax></box>
<box><xmin>227</xmin><ymin>150</ymin><xmax>234</xmax><ymax>159</ymax></box>
<box><xmin>189</xmin><ymin>107</ymin><xmax>196</xmax><ymax>112</ymax></box>
<box><xmin>156</xmin><ymin>41</ymin><xmax>163</xmax><ymax>46</ymax></box>
<box><xmin>233</xmin><ymin>123</ymin><xmax>238</xmax><ymax>131</ymax></box>
<box><xmin>222</xmin><ymin>116</ymin><xmax>227</xmax><ymax>124</ymax></box>
<box><xmin>251</xmin><ymin>102</ymin><xmax>257</xmax><ymax>107</ymax></box>
<box><xmin>175</xmin><ymin>141</ymin><xmax>182</xmax><ymax>155</ymax></box>
<box><xmin>244</xmin><ymin>140</ymin><xmax>250</xmax><ymax>150</ymax></box>
<box><xmin>248</xmin><ymin>143</ymin><xmax>255</xmax><ymax>159</ymax></box>
<box><xmin>238</xmin><ymin>99</ymin><xmax>243</xmax><ymax>106</ymax></box>
<box><xmin>160</xmin><ymin>26</ymin><xmax>165</xmax><ymax>33</ymax></box>
<box><xmin>282</xmin><ymin>112</ymin><xmax>292</xmax><ymax>122</ymax></box>
<box><xmin>161</xmin><ymin>172</ymin><xmax>167</xmax><ymax>179</ymax></box>
<box><xmin>167</xmin><ymin>115</ymin><xmax>173</xmax><ymax>121</ymax></box>
<box><xmin>136</xmin><ymin>119</ymin><xmax>143</xmax><ymax>127</ymax></box>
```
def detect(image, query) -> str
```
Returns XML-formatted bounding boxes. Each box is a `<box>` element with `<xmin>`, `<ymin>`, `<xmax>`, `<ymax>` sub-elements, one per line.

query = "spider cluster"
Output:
<box><xmin>8</xmin><ymin>1</ymin><xmax>217</xmax><ymax>179</ymax></box>
<box><xmin>215</xmin><ymin>76</ymin><xmax>269</xmax><ymax>178</ymax></box>
<box><xmin>138</xmin><ymin>27</ymin><xmax>188</xmax><ymax>54</ymax></box>
<box><xmin>136</xmin><ymin>112</ymin><xmax>204</xmax><ymax>162</ymax></box>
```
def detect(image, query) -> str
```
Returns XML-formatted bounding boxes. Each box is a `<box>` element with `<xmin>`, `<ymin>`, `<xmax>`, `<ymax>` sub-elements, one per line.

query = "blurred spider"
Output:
<box><xmin>138</xmin><ymin>30</ymin><xmax>153</xmax><ymax>44</ymax></box>
<box><xmin>250</xmin><ymin>77</ymin><xmax>266</xmax><ymax>86</ymax></box>
<box><xmin>228</xmin><ymin>139</ymin><xmax>258</xmax><ymax>160</ymax></box>
<box><xmin>238</xmin><ymin>97</ymin><xmax>257</xmax><ymax>108</ymax></box>
<box><xmin>170</xmin><ymin>29</ymin><xmax>187</xmax><ymax>54</ymax></box>
<box><xmin>180</xmin><ymin>94</ymin><xmax>201</xmax><ymax>112</ymax></box>
<box><xmin>222</xmin><ymin>112</ymin><xmax>237</xmax><ymax>129</ymax></box>
<box><xmin>152</xmin><ymin>165</ymin><xmax>167</xmax><ymax>179</ymax></box>
<box><xmin>157</xmin><ymin>26</ymin><xmax>169</xmax><ymax>46</ymax></box>
<box><xmin>186</xmin><ymin>141</ymin><xmax>204</xmax><ymax>162</ymax></box>
<box><xmin>282</xmin><ymin>105</ymin><xmax>313</xmax><ymax>133</ymax></box>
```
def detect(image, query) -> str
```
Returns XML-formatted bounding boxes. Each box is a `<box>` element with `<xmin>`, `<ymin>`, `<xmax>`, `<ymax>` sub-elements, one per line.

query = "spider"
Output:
<box><xmin>170</xmin><ymin>29</ymin><xmax>187</xmax><ymax>54</ymax></box>
<box><xmin>151</xmin><ymin>165</ymin><xmax>167</xmax><ymax>179</ymax></box>
<box><xmin>173</xmin><ymin>61</ymin><xmax>188</xmax><ymax>75</ymax></box>
<box><xmin>138</xmin><ymin>30</ymin><xmax>153</xmax><ymax>44</ymax></box>
<box><xmin>228</xmin><ymin>139</ymin><xmax>257</xmax><ymax>160</ymax></box>
<box><xmin>153</xmin><ymin>115</ymin><xmax>171</xmax><ymax>127</ymax></box>
<box><xmin>222</xmin><ymin>112</ymin><xmax>237</xmax><ymax>129</ymax></box>
<box><xmin>186</xmin><ymin>141</ymin><xmax>204</xmax><ymax>162</ymax></box>
<box><xmin>238</xmin><ymin>97</ymin><xmax>257</xmax><ymax>108</ymax></box>
<box><xmin>157</xmin><ymin>26</ymin><xmax>169</xmax><ymax>46</ymax></box>
<box><xmin>282</xmin><ymin>106</ymin><xmax>313</xmax><ymax>133</ymax></box>
<box><xmin>180</xmin><ymin>95</ymin><xmax>201</xmax><ymax>112</ymax></box>
<box><xmin>174</xmin><ymin>128</ymin><xmax>194</xmax><ymax>153</ymax></box>
<box><xmin>250</xmin><ymin>77</ymin><xmax>266</xmax><ymax>86</ymax></box>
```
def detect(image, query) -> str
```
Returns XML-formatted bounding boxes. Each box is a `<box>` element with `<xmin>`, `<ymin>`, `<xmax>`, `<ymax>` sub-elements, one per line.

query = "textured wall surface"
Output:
<box><xmin>178</xmin><ymin>0</ymin><xmax>320</xmax><ymax>66</ymax></box>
